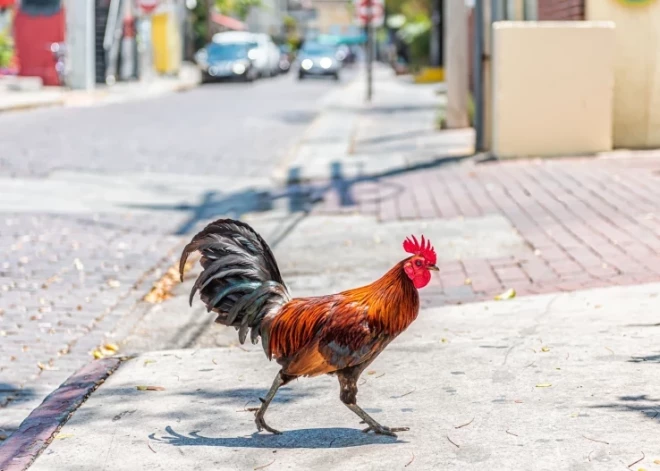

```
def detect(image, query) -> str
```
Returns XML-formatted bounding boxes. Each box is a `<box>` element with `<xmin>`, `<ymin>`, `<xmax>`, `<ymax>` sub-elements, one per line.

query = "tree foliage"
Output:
<box><xmin>0</xmin><ymin>32</ymin><xmax>13</xmax><ymax>69</ymax></box>
<box><xmin>214</xmin><ymin>0</ymin><xmax>262</xmax><ymax>21</ymax></box>
<box><xmin>386</xmin><ymin>0</ymin><xmax>430</xmax><ymax>21</ymax></box>
<box><xmin>386</xmin><ymin>0</ymin><xmax>431</xmax><ymax>65</ymax></box>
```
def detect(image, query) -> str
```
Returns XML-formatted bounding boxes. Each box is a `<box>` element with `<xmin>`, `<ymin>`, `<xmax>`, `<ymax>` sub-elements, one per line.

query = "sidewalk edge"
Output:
<box><xmin>270</xmin><ymin>76</ymin><xmax>362</xmax><ymax>187</ymax></box>
<box><xmin>0</xmin><ymin>358</ymin><xmax>123</xmax><ymax>471</ymax></box>
<box><xmin>0</xmin><ymin>98</ymin><xmax>65</xmax><ymax>114</ymax></box>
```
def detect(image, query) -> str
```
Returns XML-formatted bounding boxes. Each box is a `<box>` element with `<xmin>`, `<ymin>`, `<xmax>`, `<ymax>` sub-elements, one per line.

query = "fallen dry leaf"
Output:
<box><xmin>104</xmin><ymin>343</ymin><xmax>119</xmax><ymax>353</ymax></box>
<box><xmin>37</xmin><ymin>362</ymin><xmax>57</xmax><ymax>371</ymax></box>
<box><xmin>92</xmin><ymin>343</ymin><xmax>119</xmax><ymax>359</ymax></box>
<box><xmin>136</xmin><ymin>386</ymin><xmax>165</xmax><ymax>391</ymax></box>
<box><xmin>464</xmin><ymin>278</ymin><xmax>472</xmax><ymax>285</ymax></box>
<box><xmin>654</xmin><ymin>459</ymin><xmax>660</xmax><ymax>465</ymax></box>
<box><xmin>143</xmin><ymin>359</ymin><xmax>156</xmax><ymax>367</ymax></box>
<box><xmin>494</xmin><ymin>288</ymin><xmax>516</xmax><ymax>301</ymax></box>
<box><xmin>54</xmin><ymin>433</ymin><xmax>74</xmax><ymax>440</ymax></box>
<box><xmin>441</xmin><ymin>337</ymin><xmax>449</xmax><ymax>343</ymax></box>
<box><xmin>107</xmin><ymin>279</ymin><xmax>121</xmax><ymax>288</ymax></box>
<box><xmin>92</xmin><ymin>349</ymin><xmax>105</xmax><ymax>360</ymax></box>
<box><xmin>535</xmin><ymin>383</ymin><xmax>552</xmax><ymax>388</ymax></box>
<box><xmin>144</xmin><ymin>259</ymin><xmax>195</xmax><ymax>304</ymax></box>
<box><xmin>541</xmin><ymin>346</ymin><xmax>550</xmax><ymax>353</ymax></box>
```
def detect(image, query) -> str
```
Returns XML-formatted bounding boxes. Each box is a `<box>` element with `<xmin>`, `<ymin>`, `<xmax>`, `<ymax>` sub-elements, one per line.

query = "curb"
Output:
<box><xmin>0</xmin><ymin>77</ymin><xmax>200</xmax><ymax>114</ymax></box>
<box><xmin>0</xmin><ymin>358</ymin><xmax>122</xmax><ymax>471</ymax></box>
<box><xmin>0</xmin><ymin>98</ymin><xmax>65</xmax><ymax>114</ymax></box>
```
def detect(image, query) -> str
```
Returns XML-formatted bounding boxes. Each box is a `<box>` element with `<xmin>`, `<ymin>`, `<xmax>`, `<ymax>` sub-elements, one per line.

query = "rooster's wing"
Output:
<box><xmin>269</xmin><ymin>295</ymin><xmax>390</xmax><ymax>377</ymax></box>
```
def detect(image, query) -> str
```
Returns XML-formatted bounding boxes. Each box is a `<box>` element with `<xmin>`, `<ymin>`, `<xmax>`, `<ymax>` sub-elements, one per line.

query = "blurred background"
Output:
<box><xmin>0</xmin><ymin>0</ymin><xmax>441</xmax><ymax>88</ymax></box>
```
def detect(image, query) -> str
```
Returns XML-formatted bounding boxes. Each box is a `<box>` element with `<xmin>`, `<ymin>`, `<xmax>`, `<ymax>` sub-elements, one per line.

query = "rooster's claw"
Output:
<box><xmin>255</xmin><ymin>413</ymin><xmax>282</xmax><ymax>435</ymax></box>
<box><xmin>362</xmin><ymin>425</ymin><xmax>409</xmax><ymax>437</ymax></box>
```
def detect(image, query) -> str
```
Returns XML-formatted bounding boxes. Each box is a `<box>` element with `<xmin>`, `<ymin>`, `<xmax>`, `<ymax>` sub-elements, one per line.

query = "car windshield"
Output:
<box><xmin>301</xmin><ymin>44</ymin><xmax>336</xmax><ymax>57</ymax></box>
<box><xmin>207</xmin><ymin>42</ymin><xmax>255</xmax><ymax>60</ymax></box>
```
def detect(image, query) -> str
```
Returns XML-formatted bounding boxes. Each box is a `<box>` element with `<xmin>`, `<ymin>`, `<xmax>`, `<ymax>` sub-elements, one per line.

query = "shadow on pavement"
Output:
<box><xmin>0</xmin><ymin>384</ymin><xmax>37</xmax><ymax>409</ymax></box>
<box><xmin>591</xmin><ymin>394</ymin><xmax>660</xmax><ymax>423</ymax></box>
<box><xmin>179</xmin><ymin>385</ymin><xmax>317</xmax><ymax>406</ymax></box>
<box><xmin>629</xmin><ymin>352</ymin><xmax>660</xmax><ymax>363</ymax></box>
<box><xmin>121</xmin><ymin>153</ymin><xmax>471</xmax><ymax>236</ymax></box>
<box><xmin>151</xmin><ymin>425</ymin><xmax>401</xmax><ymax>449</ymax></box>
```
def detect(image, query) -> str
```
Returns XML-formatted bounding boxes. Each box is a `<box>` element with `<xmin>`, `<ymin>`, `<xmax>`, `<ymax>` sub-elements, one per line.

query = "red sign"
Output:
<box><xmin>356</xmin><ymin>0</ymin><xmax>384</xmax><ymax>26</ymax></box>
<box><xmin>138</xmin><ymin>0</ymin><xmax>159</xmax><ymax>14</ymax></box>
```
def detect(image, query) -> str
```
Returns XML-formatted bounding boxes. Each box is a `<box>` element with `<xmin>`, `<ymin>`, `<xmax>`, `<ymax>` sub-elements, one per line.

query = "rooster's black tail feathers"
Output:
<box><xmin>180</xmin><ymin>219</ymin><xmax>290</xmax><ymax>345</ymax></box>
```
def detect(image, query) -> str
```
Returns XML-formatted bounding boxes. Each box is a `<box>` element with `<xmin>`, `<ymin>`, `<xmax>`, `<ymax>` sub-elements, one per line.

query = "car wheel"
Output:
<box><xmin>298</xmin><ymin>71</ymin><xmax>305</xmax><ymax>80</ymax></box>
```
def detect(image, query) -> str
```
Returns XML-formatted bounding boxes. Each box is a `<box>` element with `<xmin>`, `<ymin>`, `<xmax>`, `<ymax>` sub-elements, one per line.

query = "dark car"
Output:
<box><xmin>196</xmin><ymin>41</ymin><xmax>259</xmax><ymax>83</ymax></box>
<box><xmin>297</xmin><ymin>43</ymin><xmax>340</xmax><ymax>81</ymax></box>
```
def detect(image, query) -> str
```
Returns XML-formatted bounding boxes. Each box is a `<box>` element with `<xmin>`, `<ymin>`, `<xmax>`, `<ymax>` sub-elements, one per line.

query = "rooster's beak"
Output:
<box><xmin>428</xmin><ymin>264</ymin><xmax>439</xmax><ymax>271</ymax></box>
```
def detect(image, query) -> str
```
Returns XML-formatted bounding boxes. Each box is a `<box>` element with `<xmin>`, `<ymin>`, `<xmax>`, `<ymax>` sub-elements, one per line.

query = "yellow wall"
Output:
<box><xmin>309</xmin><ymin>0</ymin><xmax>353</xmax><ymax>33</ymax></box>
<box><xmin>491</xmin><ymin>21</ymin><xmax>615</xmax><ymax>158</ymax></box>
<box><xmin>152</xmin><ymin>11</ymin><xmax>182</xmax><ymax>75</ymax></box>
<box><xmin>587</xmin><ymin>0</ymin><xmax>660</xmax><ymax>148</ymax></box>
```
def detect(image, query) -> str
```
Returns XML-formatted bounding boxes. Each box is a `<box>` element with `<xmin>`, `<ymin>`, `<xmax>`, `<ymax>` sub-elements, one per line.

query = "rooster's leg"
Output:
<box><xmin>338</xmin><ymin>370</ymin><xmax>409</xmax><ymax>438</ymax></box>
<box><xmin>254</xmin><ymin>370</ymin><xmax>293</xmax><ymax>435</ymax></box>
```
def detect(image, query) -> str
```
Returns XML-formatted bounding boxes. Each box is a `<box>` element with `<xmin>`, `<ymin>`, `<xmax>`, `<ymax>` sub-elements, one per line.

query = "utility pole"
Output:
<box><xmin>120</xmin><ymin>0</ymin><xmax>136</xmax><ymax>80</ymax></box>
<box><xmin>365</xmin><ymin>0</ymin><xmax>373</xmax><ymax>102</ymax></box>
<box><xmin>65</xmin><ymin>0</ymin><xmax>95</xmax><ymax>90</ymax></box>
<box><xmin>429</xmin><ymin>0</ymin><xmax>442</xmax><ymax>67</ymax></box>
<box><xmin>473</xmin><ymin>0</ymin><xmax>484</xmax><ymax>150</ymax></box>
<box><xmin>444</xmin><ymin>0</ymin><xmax>469</xmax><ymax>128</ymax></box>
<box><xmin>207</xmin><ymin>0</ymin><xmax>214</xmax><ymax>41</ymax></box>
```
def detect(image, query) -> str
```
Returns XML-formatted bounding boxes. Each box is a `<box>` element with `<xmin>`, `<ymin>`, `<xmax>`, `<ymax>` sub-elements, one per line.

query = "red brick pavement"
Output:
<box><xmin>312</xmin><ymin>157</ymin><xmax>660</xmax><ymax>304</ymax></box>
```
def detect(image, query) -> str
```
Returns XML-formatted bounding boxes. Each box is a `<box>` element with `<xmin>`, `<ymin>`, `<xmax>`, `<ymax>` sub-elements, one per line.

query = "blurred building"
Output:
<box><xmin>305</xmin><ymin>0</ymin><xmax>352</xmax><ymax>35</ymax></box>
<box><xmin>3</xmin><ymin>0</ymin><xmax>190</xmax><ymax>87</ymax></box>
<box><xmin>245</xmin><ymin>0</ymin><xmax>287</xmax><ymax>37</ymax></box>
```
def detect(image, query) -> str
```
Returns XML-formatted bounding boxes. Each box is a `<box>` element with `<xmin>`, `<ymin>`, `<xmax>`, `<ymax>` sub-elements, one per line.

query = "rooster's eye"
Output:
<box><xmin>415</xmin><ymin>260</ymin><xmax>422</xmax><ymax>267</ymax></box>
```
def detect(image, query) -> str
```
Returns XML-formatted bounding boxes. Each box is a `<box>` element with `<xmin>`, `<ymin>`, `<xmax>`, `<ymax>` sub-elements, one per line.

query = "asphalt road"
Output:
<box><xmin>0</xmin><ymin>69</ymin><xmax>354</xmax><ymax>438</ymax></box>
<box><xmin>0</xmin><ymin>70</ymin><xmax>354</xmax><ymax>178</ymax></box>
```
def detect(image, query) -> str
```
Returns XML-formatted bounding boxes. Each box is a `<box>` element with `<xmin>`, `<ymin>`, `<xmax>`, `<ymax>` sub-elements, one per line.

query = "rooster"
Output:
<box><xmin>180</xmin><ymin>218</ymin><xmax>438</xmax><ymax>437</ymax></box>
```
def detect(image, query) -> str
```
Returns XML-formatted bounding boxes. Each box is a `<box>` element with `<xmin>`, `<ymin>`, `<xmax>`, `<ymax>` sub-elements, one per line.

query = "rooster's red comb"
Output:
<box><xmin>403</xmin><ymin>235</ymin><xmax>437</xmax><ymax>265</ymax></box>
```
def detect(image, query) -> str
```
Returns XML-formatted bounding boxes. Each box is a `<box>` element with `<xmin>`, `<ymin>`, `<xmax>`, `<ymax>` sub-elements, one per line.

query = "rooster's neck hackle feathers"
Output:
<box><xmin>347</xmin><ymin>260</ymin><xmax>420</xmax><ymax>335</ymax></box>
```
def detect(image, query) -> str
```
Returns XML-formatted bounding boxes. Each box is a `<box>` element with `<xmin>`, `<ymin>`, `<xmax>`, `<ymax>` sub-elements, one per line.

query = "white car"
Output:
<box><xmin>212</xmin><ymin>32</ymin><xmax>280</xmax><ymax>78</ymax></box>
<box><xmin>254</xmin><ymin>33</ymin><xmax>281</xmax><ymax>77</ymax></box>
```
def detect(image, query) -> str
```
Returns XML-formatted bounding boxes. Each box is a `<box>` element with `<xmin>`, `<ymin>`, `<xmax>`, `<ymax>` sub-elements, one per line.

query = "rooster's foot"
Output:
<box><xmin>255</xmin><ymin>413</ymin><xmax>282</xmax><ymax>435</ymax></box>
<box><xmin>362</xmin><ymin>424</ymin><xmax>409</xmax><ymax>437</ymax></box>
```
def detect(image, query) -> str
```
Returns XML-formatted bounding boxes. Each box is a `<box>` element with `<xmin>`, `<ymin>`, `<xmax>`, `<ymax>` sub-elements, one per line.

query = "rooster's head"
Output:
<box><xmin>402</xmin><ymin>235</ymin><xmax>438</xmax><ymax>289</ymax></box>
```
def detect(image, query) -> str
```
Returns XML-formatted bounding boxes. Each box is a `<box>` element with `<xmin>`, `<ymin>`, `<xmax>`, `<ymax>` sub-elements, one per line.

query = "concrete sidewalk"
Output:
<box><xmin>0</xmin><ymin>63</ymin><xmax>200</xmax><ymax>113</ymax></box>
<box><xmin>5</xmin><ymin>281</ymin><xmax>659</xmax><ymax>470</ymax></box>
<box><xmin>273</xmin><ymin>64</ymin><xmax>474</xmax><ymax>184</ymax></box>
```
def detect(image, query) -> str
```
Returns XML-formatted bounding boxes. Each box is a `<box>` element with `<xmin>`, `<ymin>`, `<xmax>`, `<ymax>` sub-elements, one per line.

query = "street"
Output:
<box><xmin>0</xmin><ymin>72</ymin><xmax>352</xmax><ymax>179</ymax></box>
